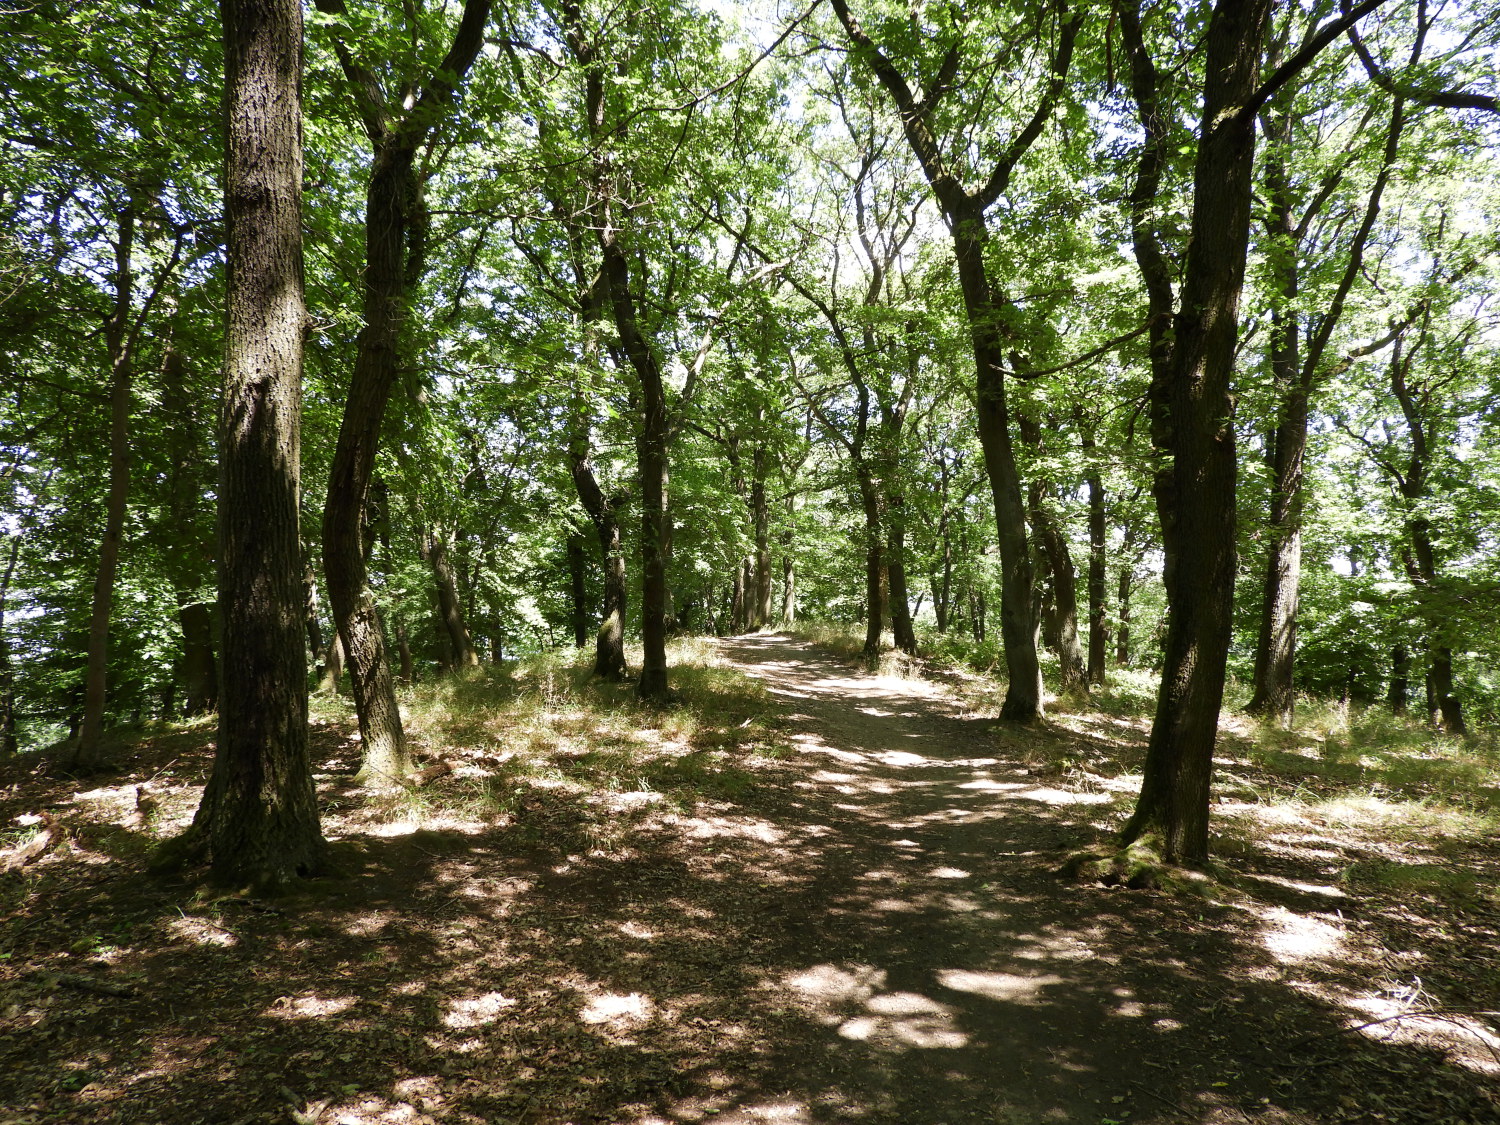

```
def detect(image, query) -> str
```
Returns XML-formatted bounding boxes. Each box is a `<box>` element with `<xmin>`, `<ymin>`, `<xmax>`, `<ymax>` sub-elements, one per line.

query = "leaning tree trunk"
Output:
<box><xmin>185</xmin><ymin>0</ymin><xmax>325</xmax><ymax>887</ymax></box>
<box><xmin>321</xmin><ymin>145</ymin><xmax>414</xmax><ymax>785</ymax></box>
<box><xmin>953</xmin><ymin>217</ymin><xmax>1043</xmax><ymax>719</ymax></box>
<box><xmin>1118</xmin><ymin>0</ymin><xmax>1274</xmax><ymax>865</ymax></box>
<box><xmin>73</xmin><ymin>207</ymin><xmax>137</xmax><ymax>770</ymax></box>
<box><xmin>422</xmin><ymin>528</ymin><xmax>479</xmax><ymax>669</ymax></box>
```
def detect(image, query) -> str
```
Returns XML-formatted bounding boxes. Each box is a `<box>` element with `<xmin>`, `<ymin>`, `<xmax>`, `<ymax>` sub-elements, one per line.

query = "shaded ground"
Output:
<box><xmin>2</xmin><ymin>633</ymin><xmax>1497</xmax><ymax>1124</ymax></box>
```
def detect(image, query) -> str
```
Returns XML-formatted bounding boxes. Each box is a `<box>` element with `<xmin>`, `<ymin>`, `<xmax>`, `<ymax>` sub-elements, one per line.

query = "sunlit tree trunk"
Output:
<box><xmin>186</xmin><ymin>0</ymin><xmax>325</xmax><ymax>886</ymax></box>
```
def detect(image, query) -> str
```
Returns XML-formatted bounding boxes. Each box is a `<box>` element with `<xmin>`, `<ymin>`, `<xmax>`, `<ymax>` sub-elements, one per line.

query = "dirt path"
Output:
<box><xmin>4</xmin><ymin>634</ymin><xmax>1496</xmax><ymax>1125</ymax></box>
<box><xmin>695</xmin><ymin>634</ymin><xmax>1495</xmax><ymax>1125</ymax></box>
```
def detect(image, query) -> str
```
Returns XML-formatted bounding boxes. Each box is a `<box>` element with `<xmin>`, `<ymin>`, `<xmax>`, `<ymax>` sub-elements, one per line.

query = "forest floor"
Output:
<box><xmin>2</xmin><ymin>632</ymin><xmax>1499</xmax><ymax>1125</ymax></box>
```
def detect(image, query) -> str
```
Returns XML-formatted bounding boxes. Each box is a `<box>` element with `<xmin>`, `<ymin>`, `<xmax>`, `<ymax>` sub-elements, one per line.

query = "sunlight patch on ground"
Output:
<box><xmin>1254</xmin><ymin>905</ymin><xmax>1346</xmax><ymax>963</ymax></box>
<box><xmin>639</xmin><ymin>1096</ymin><xmax>813</xmax><ymax>1124</ymax></box>
<box><xmin>267</xmin><ymin>994</ymin><xmax>358</xmax><ymax>1019</ymax></box>
<box><xmin>343</xmin><ymin>910</ymin><xmax>398</xmax><ymax>937</ymax></box>
<box><xmin>1299</xmin><ymin>982</ymin><xmax>1500</xmax><ymax>1077</ymax></box>
<box><xmin>936</xmin><ymin>969</ymin><xmax>1063</xmax><ymax>1004</ymax></box>
<box><xmin>778</xmin><ymin>963</ymin><xmax>968</xmax><ymax>1049</ymax></box>
<box><xmin>928</xmin><ymin>865</ymin><xmax>971</xmax><ymax>878</ymax></box>
<box><xmin>874</xmin><ymin>749</ymin><xmax>930</xmax><ymax>766</ymax></box>
<box><xmin>1010</xmin><ymin>786</ymin><xmax>1114</xmax><ymax>806</ymax></box>
<box><xmin>957</xmin><ymin>778</ymin><xmax>1027</xmax><ymax>792</ymax></box>
<box><xmin>683</xmin><ymin>815</ymin><xmax>783</xmax><ymax>843</ymax></box>
<box><xmin>166</xmin><ymin>915</ymin><xmax>237</xmax><ymax>948</ymax></box>
<box><xmin>580</xmin><ymin>990</ymin><xmax>655</xmax><ymax>1027</ymax></box>
<box><xmin>1240</xmin><ymin>872</ymin><xmax>1347</xmax><ymax>899</ymax></box>
<box><xmin>442</xmin><ymin>991</ymin><xmax>516</xmax><ymax>1029</ymax></box>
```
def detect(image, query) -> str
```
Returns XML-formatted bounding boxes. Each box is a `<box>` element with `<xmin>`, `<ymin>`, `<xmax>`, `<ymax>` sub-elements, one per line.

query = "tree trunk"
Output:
<box><xmin>1118</xmin><ymin>0</ymin><xmax>1274</xmax><ymax>865</ymax></box>
<box><xmin>319</xmin><ymin>628</ymin><xmax>345</xmax><ymax>695</ymax></box>
<box><xmin>779</xmin><ymin>498</ymin><xmax>796</xmax><ymax>625</ymax></box>
<box><xmin>1019</xmin><ymin>412</ymin><xmax>1086</xmax><ymax>693</ymax></box>
<box><xmin>303</xmin><ymin>555</ymin><xmax>326</xmax><ymax>670</ymax></box>
<box><xmin>320</xmin><ymin>141</ymin><xmax>416</xmax><ymax>784</ymax></box>
<box><xmin>952</xmin><ymin>217</ymin><xmax>1042</xmax><ymax>719</ymax></box>
<box><xmin>888</xmin><ymin>494</ymin><xmax>917</xmax><ymax>655</ymax></box>
<box><xmin>0</xmin><ymin>536</ymin><xmax>19</xmax><ymax>754</ymax></box>
<box><xmin>1082</xmin><ymin>424</ymin><xmax>1107</xmax><ymax>686</ymax></box>
<box><xmin>186</xmin><ymin>0</ymin><xmax>325</xmax><ymax>887</ymax></box>
<box><xmin>1116</xmin><ymin>562</ymin><xmax>1133</xmax><ymax>666</ymax></box>
<box><xmin>731</xmin><ymin>559</ymin><xmax>748</xmax><ymax>634</ymax></box>
<box><xmin>73</xmin><ymin>207</ymin><xmax>137</xmax><ymax>770</ymax></box>
<box><xmin>422</xmin><ymin>528</ymin><xmax>479</xmax><ymax>669</ymax></box>
<box><xmin>175</xmin><ymin>598</ymin><xmax>218</xmax><ymax>717</ymax></box>
<box><xmin>316</xmin><ymin>0</ymin><xmax>490</xmax><ymax>784</ymax></box>
<box><xmin>1387</xmin><ymin>645</ymin><xmax>1408</xmax><ymax>715</ymax></box>
<box><xmin>858</xmin><ymin>474</ymin><xmax>884</xmax><ymax>658</ymax></box>
<box><xmin>395</xmin><ymin>619</ymin><xmax>414</xmax><ymax>684</ymax></box>
<box><xmin>752</xmin><ymin>446</ymin><xmax>772</xmax><ymax>629</ymax></box>
<box><xmin>570</xmin><ymin>453</ymin><xmax>629</xmax><ymax>680</ymax></box>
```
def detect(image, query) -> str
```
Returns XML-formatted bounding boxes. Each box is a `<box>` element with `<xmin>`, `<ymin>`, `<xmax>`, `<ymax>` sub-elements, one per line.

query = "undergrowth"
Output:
<box><xmin>352</xmin><ymin>637</ymin><xmax>788</xmax><ymax>844</ymax></box>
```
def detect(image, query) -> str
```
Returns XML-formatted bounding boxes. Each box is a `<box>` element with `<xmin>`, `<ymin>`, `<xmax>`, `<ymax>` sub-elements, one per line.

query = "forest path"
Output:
<box><xmin>696</xmin><ymin>633</ymin><xmax>1237</xmax><ymax>1125</ymax></box>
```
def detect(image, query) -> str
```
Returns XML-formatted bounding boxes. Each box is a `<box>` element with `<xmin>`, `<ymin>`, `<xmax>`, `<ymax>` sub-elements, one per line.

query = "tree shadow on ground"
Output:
<box><xmin>1</xmin><ymin>635</ymin><xmax>1496</xmax><ymax>1124</ymax></box>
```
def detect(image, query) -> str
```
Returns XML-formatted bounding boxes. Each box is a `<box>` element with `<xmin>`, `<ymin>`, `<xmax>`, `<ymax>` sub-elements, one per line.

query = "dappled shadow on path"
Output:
<box><xmin>2</xmin><ymin>634</ymin><xmax>1496</xmax><ymax>1124</ymax></box>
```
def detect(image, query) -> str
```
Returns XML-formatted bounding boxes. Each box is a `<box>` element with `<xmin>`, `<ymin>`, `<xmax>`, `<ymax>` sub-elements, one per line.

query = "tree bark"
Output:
<box><xmin>752</xmin><ymin>445</ymin><xmax>772</xmax><ymax>629</ymax></box>
<box><xmin>421</xmin><ymin>527</ymin><xmax>479</xmax><ymax>669</ymax></box>
<box><xmin>1387</xmin><ymin>645</ymin><xmax>1408</xmax><ymax>716</ymax></box>
<box><xmin>316</xmin><ymin>0</ymin><xmax>490</xmax><ymax>784</ymax></box>
<box><xmin>186</xmin><ymin>0</ymin><xmax>325</xmax><ymax>887</ymax></box>
<box><xmin>571</xmin><ymin>454</ymin><xmax>629</xmax><ymax>680</ymax></box>
<box><xmin>887</xmin><ymin>492</ymin><xmax>917</xmax><ymax>655</ymax></box>
<box><xmin>0</xmin><ymin>536</ymin><xmax>19</xmax><ymax>754</ymax></box>
<box><xmin>1081</xmin><ymin>421</ymin><xmax>1107</xmax><ymax>686</ymax></box>
<box><xmin>731</xmin><ymin>558</ymin><xmax>748</xmax><ymax>635</ymax></box>
<box><xmin>73</xmin><ymin>207</ymin><xmax>137</xmax><ymax>769</ymax></box>
<box><xmin>1018</xmin><ymin>411</ymin><xmax>1085</xmax><ymax>692</ymax></box>
<box><xmin>1117</xmin><ymin>0</ymin><xmax>1275</xmax><ymax>864</ymax></box>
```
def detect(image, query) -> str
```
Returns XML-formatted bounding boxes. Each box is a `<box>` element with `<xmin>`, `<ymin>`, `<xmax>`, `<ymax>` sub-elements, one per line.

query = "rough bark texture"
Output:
<box><xmin>73</xmin><ymin>208</ymin><xmax>137</xmax><ymax>769</ymax></box>
<box><xmin>752</xmin><ymin>446</ymin><xmax>772</xmax><ymax>629</ymax></box>
<box><xmin>887</xmin><ymin>495</ymin><xmax>917</xmax><ymax>655</ymax></box>
<box><xmin>1118</xmin><ymin>0</ymin><xmax>1274</xmax><ymax>864</ymax></box>
<box><xmin>1388</xmin><ymin>645</ymin><xmax>1409</xmax><ymax>715</ymax></box>
<box><xmin>188</xmin><ymin>0</ymin><xmax>325</xmax><ymax>887</ymax></box>
<box><xmin>316</xmin><ymin>0</ymin><xmax>491</xmax><ymax>783</ymax></box>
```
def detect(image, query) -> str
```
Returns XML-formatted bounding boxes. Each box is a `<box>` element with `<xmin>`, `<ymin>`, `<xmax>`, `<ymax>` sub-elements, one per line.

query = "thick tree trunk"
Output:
<box><xmin>321</xmin><ymin>143</ymin><xmax>416</xmax><ymax>784</ymax></box>
<box><xmin>303</xmin><ymin>555</ymin><xmax>326</xmax><ymax>670</ymax></box>
<box><xmin>187</xmin><ymin>0</ymin><xmax>325</xmax><ymax>886</ymax></box>
<box><xmin>73</xmin><ymin>208</ymin><xmax>137</xmax><ymax>770</ymax></box>
<box><xmin>317</xmin><ymin>0</ymin><xmax>489</xmax><ymax>784</ymax></box>
<box><xmin>1119</xmin><ymin>0</ymin><xmax>1274</xmax><ymax>864</ymax></box>
<box><xmin>319</xmin><ymin>628</ymin><xmax>345</xmax><ymax>694</ymax></box>
<box><xmin>570</xmin><ymin>452</ymin><xmax>629</xmax><ymax>680</ymax></box>
<box><xmin>1246</xmin><ymin>122</ymin><xmax>1305</xmax><ymax>727</ymax></box>
<box><xmin>1018</xmin><ymin>411</ymin><xmax>1084</xmax><ymax>691</ymax></box>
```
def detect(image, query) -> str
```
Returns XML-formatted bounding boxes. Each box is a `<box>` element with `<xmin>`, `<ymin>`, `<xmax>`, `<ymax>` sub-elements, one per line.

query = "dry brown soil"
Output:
<box><xmin>1</xmin><ymin>633</ymin><xmax>1497</xmax><ymax>1125</ymax></box>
